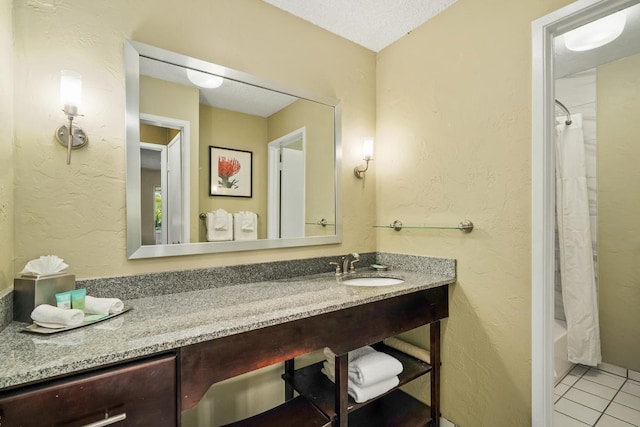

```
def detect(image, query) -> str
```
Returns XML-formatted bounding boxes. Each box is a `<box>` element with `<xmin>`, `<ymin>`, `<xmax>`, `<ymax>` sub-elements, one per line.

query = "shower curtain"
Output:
<box><xmin>555</xmin><ymin>113</ymin><xmax>602</xmax><ymax>366</ymax></box>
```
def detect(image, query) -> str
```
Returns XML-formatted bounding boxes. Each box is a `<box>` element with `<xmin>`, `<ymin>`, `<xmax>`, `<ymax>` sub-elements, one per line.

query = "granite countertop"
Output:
<box><xmin>0</xmin><ymin>268</ymin><xmax>454</xmax><ymax>391</ymax></box>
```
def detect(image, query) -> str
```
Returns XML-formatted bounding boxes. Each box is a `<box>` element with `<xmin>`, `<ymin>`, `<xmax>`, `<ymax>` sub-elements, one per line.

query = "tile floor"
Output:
<box><xmin>555</xmin><ymin>365</ymin><xmax>640</xmax><ymax>426</ymax></box>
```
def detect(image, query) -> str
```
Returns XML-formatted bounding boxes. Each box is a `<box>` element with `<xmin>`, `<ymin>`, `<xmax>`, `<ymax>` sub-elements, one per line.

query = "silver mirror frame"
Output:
<box><xmin>125</xmin><ymin>40</ymin><xmax>342</xmax><ymax>259</ymax></box>
<box><xmin>531</xmin><ymin>0</ymin><xmax>638</xmax><ymax>424</ymax></box>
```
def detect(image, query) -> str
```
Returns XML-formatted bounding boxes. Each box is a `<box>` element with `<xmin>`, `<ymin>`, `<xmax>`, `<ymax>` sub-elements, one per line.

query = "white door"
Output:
<box><xmin>280</xmin><ymin>147</ymin><xmax>305</xmax><ymax>238</ymax></box>
<box><xmin>167</xmin><ymin>134</ymin><xmax>182</xmax><ymax>244</ymax></box>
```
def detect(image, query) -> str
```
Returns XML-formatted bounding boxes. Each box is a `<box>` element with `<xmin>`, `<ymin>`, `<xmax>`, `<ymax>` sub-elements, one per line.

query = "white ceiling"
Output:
<box><xmin>262</xmin><ymin>0</ymin><xmax>459</xmax><ymax>52</ymax></box>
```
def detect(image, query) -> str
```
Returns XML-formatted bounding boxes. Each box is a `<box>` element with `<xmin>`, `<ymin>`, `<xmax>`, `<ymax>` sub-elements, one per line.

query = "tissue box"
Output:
<box><xmin>13</xmin><ymin>274</ymin><xmax>76</xmax><ymax>323</ymax></box>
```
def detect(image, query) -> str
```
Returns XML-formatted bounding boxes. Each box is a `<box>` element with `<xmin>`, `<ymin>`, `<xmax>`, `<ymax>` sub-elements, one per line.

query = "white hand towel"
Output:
<box><xmin>383</xmin><ymin>337</ymin><xmax>431</xmax><ymax>364</ymax></box>
<box><xmin>348</xmin><ymin>351</ymin><xmax>403</xmax><ymax>387</ymax></box>
<box><xmin>206</xmin><ymin>211</ymin><xmax>233</xmax><ymax>241</ymax></box>
<box><xmin>213</xmin><ymin>208</ymin><xmax>230</xmax><ymax>230</ymax></box>
<box><xmin>321</xmin><ymin>367</ymin><xmax>399</xmax><ymax>403</ymax></box>
<box><xmin>31</xmin><ymin>304</ymin><xmax>84</xmax><ymax>328</ymax></box>
<box><xmin>233</xmin><ymin>212</ymin><xmax>257</xmax><ymax>241</ymax></box>
<box><xmin>241</xmin><ymin>211</ymin><xmax>256</xmax><ymax>231</ymax></box>
<box><xmin>84</xmin><ymin>296</ymin><xmax>124</xmax><ymax>315</ymax></box>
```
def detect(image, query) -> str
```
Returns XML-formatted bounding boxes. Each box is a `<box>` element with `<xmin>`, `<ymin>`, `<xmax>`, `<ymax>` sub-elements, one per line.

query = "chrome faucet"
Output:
<box><xmin>330</xmin><ymin>253</ymin><xmax>361</xmax><ymax>275</ymax></box>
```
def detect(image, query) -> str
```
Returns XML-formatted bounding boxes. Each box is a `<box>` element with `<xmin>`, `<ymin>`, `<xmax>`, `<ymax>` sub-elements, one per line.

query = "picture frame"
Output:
<box><xmin>209</xmin><ymin>146</ymin><xmax>253</xmax><ymax>197</ymax></box>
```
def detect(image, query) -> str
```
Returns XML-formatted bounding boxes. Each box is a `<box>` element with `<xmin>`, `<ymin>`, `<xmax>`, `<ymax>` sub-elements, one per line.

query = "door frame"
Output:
<box><xmin>140</xmin><ymin>113</ymin><xmax>191</xmax><ymax>245</ymax></box>
<box><xmin>531</xmin><ymin>0</ymin><xmax>637</xmax><ymax>424</ymax></box>
<box><xmin>140</xmin><ymin>142</ymin><xmax>168</xmax><ymax>244</ymax></box>
<box><xmin>267</xmin><ymin>127</ymin><xmax>306</xmax><ymax>239</ymax></box>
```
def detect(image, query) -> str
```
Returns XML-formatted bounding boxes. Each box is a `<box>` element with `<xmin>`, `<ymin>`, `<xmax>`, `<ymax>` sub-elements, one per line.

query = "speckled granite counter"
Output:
<box><xmin>0</xmin><ymin>266</ymin><xmax>454</xmax><ymax>392</ymax></box>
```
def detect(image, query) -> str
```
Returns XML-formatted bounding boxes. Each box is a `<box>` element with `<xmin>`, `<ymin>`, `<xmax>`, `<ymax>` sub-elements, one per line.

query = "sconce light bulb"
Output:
<box><xmin>363</xmin><ymin>138</ymin><xmax>374</xmax><ymax>161</ymax></box>
<box><xmin>60</xmin><ymin>70</ymin><xmax>82</xmax><ymax>116</ymax></box>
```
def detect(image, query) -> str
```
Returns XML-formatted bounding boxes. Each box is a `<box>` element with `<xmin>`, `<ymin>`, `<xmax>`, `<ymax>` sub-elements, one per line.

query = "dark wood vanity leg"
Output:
<box><xmin>334</xmin><ymin>353</ymin><xmax>348</xmax><ymax>427</ymax></box>
<box><xmin>430</xmin><ymin>321</ymin><xmax>441</xmax><ymax>427</ymax></box>
<box><xmin>284</xmin><ymin>359</ymin><xmax>294</xmax><ymax>401</ymax></box>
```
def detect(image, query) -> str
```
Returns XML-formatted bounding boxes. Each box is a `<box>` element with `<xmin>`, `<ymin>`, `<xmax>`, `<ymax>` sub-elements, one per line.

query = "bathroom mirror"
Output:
<box><xmin>125</xmin><ymin>40</ymin><xmax>342</xmax><ymax>258</ymax></box>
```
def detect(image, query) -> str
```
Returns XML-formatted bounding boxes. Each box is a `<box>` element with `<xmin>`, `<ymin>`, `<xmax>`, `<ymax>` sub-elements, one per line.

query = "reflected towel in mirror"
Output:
<box><xmin>234</xmin><ymin>211</ymin><xmax>257</xmax><ymax>241</ymax></box>
<box><xmin>206</xmin><ymin>210</ymin><xmax>233</xmax><ymax>241</ymax></box>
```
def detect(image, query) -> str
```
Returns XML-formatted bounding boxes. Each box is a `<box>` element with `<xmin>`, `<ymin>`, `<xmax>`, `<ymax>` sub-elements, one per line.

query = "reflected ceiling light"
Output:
<box><xmin>564</xmin><ymin>11</ymin><xmax>626</xmax><ymax>51</ymax></box>
<box><xmin>186</xmin><ymin>69</ymin><xmax>224</xmax><ymax>89</ymax></box>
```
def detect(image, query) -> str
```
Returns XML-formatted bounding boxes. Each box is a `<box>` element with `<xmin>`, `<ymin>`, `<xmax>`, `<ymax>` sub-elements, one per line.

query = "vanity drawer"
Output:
<box><xmin>0</xmin><ymin>353</ymin><xmax>177</xmax><ymax>427</ymax></box>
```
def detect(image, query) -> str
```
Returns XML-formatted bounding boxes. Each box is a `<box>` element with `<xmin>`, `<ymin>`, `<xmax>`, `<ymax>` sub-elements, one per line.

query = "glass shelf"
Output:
<box><xmin>374</xmin><ymin>220</ymin><xmax>473</xmax><ymax>233</ymax></box>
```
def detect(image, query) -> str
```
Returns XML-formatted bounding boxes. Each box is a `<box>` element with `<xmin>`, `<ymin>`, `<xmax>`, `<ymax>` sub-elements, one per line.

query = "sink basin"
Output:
<box><xmin>341</xmin><ymin>277</ymin><xmax>405</xmax><ymax>287</ymax></box>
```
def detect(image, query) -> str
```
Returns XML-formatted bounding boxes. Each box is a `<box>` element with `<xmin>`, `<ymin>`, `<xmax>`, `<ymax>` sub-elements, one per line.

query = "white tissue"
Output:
<box><xmin>20</xmin><ymin>255</ymin><xmax>69</xmax><ymax>276</ymax></box>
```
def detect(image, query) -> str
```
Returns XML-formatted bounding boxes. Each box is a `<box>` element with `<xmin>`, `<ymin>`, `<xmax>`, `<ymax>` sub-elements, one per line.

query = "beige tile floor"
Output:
<box><xmin>555</xmin><ymin>365</ymin><xmax>640</xmax><ymax>426</ymax></box>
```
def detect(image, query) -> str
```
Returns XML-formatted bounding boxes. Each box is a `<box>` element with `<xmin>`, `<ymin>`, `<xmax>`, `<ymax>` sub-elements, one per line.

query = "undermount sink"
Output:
<box><xmin>341</xmin><ymin>277</ymin><xmax>405</xmax><ymax>287</ymax></box>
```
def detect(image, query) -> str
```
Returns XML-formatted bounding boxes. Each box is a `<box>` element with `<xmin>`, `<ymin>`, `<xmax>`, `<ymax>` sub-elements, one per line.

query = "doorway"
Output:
<box><xmin>267</xmin><ymin>127</ymin><xmax>306</xmax><ymax>239</ymax></box>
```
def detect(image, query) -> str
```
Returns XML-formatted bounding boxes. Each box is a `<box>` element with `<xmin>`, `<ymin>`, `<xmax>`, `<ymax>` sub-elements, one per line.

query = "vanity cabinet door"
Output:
<box><xmin>0</xmin><ymin>353</ymin><xmax>177</xmax><ymax>427</ymax></box>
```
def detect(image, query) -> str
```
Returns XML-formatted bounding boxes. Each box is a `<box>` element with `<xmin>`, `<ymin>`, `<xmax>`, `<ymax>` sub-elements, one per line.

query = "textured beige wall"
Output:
<box><xmin>268</xmin><ymin>99</ymin><xmax>336</xmax><ymax>237</ymax></box>
<box><xmin>0</xmin><ymin>0</ymin><xmax>13</xmax><ymax>292</ymax></box>
<box><xmin>199</xmin><ymin>105</ymin><xmax>268</xmax><ymax>240</ymax></box>
<box><xmin>12</xmin><ymin>0</ymin><xmax>376</xmax><ymax>278</ymax></box>
<box><xmin>376</xmin><ymin>0</ymin><xmax>572</xmax><ymax>424</ymax></box>
<box><xmin>597</xmin><ymin>53</ymin><xmax>640</xmax><ymax>373</ymax></box>
<box><xmin>11</xmin><ymin>1</ymin><xmax>374</xmax><ymax>423</ymax></box>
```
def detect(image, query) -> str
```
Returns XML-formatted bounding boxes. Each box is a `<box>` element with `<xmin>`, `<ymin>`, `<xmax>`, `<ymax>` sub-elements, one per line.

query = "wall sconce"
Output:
<box><xmin>55</xmin><ymin>70</ymin><xmax>88</xmax><ymax>164</ymax></box>
<box><xmin>354</xmin><ymin>138</ymin><xmax>374</xmax><ymax>179</ymax></box>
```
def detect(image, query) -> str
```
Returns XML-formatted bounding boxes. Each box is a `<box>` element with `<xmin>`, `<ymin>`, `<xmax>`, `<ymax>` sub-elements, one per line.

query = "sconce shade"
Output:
<box><xmin>564</xmin><ymin>11</ymin><xmax>626</xmax><ymax>51</ymax></box>
<box><xmin>187</xmin><ymin>69</ymin><xmax>224</xmax><ymax>89</ymax></box>
<box><xmin>363</xmin><ymin>138</ymin><xmax>374</xmax><ymax>160</ymax></box>
<box><xmin>60</xmin><ymin>70</ymin><xmax>82</xmax><ymax>116</ymax></box>
<box><xmin>355</xmin><ymin>138</ymin><xmax>374</xmax><ymax>179</ymax></box>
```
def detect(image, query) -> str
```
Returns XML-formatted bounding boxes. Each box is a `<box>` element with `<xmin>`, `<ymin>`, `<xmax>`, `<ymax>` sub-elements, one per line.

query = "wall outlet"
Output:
<box><xmin>440</xmin><ymin>416</ymin><xmax>458</xmax><ymax>427</ymax></box>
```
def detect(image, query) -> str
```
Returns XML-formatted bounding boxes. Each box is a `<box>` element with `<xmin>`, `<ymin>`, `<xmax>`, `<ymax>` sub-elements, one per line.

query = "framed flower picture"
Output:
<box><xmin>209</xmin><ymin>146</ymin><xmax>253</xmax><ymax>197</ymax></box>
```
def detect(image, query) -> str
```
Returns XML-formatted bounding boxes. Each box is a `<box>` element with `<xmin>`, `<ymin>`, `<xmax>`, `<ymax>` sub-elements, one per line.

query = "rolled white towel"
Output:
<box><xmin>383</xmin><ymin>337</ymin><xmax>431</xmax><ymax>364</ymax></box>
<box><xmin>84</xmin><ymin>296</ymin><xmax>124</xmax><ymax>315</ymax></box>
<box><xmin>348</xmin><ymin>351</ymin><xmax>403</xmax><ymax>387</ymax></box>
<box><xmin>321</xmin><ymin>367</ymin><xmax>399</xmax><ymax>403</ymax></box>
<box><xmin>31</xmin><ymin>304</ymin><xmax>84</xmax><ymax>329</ymax></box>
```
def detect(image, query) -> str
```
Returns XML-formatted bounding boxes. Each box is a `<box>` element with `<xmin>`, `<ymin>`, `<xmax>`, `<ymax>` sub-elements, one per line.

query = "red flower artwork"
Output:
<box><xmin>218</xmin><ymin>156</ymin><xmax>241</xmax><ymax>188</ymax></box>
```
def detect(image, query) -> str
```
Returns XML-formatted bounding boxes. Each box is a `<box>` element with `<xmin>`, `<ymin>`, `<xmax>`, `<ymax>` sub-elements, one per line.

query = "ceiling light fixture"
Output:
<box><xmin>564</xmin><ymin>11</ymin><xmax>626</xmax><ymax>52</ymax></box>
<box><xmin>186</xmin><ymin>69</ymin><xmax>224</xmax><ymax>89</ymax></box>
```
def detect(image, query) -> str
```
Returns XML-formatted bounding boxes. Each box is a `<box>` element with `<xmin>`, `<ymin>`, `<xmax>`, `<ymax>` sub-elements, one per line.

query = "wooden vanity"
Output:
<box><xmin>0</xmin><ymin>269</ymin><xmax>451</xmax><ymax>427</ymax></box>
<box><xmin>182</xmin><ymin>285</ymin><xmax>448</xmax><ymax>426</ymax></box>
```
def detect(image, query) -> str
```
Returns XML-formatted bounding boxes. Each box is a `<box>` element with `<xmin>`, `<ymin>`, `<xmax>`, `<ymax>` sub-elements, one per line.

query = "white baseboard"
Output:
<box><xmin>440</xmin><ymin>416</ymin><xmax>457</xmax><ymax>427</ymax></box>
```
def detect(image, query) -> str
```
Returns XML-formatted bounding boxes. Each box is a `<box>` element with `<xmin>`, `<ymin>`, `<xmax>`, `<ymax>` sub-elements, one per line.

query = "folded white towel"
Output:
<box><xmin>206</xmin><ymin>210</ymin><xmax>233</xmax><ymax>241</ymax></box>
<box><xmin>323</xmin><ymin>346</ymin><xmax>376</xmax><ymax>363</ymax></box>
<box><xmin>324</xmin><ymin>346</ymin><xmax>403</xmax><ymax>387</ymax></box>
<box><xmin>321</xmin><ymin>367</ymin><xmax>399</xmax><ymax>403</ymax></box>
<box><xmin>233</xmin><ymin>212</ymin><xmax>257</xmax><ymax>241</ymax></box>
<box><xmin>240</xmin><ymin>211</ymin><xmax>256</xmax><ymax>231</ymax></box>
<box><xmin>31</xmin><ymin>304</ymin><xmax>84</xmax><ymax>328</ymax></box>
<box><xmin>84</xmin><ymin>296</ymin><xmax>124</xmax><ymax>315</ymax></box>
<box><xmin>348</xmin><ymin>350</ymin><xmax>403</xmax><ymax>386</ymax></box>
<box><xmin>383</xmin><ymin>337</ymin><xmax>431</xmax><ymax>364</ymax></box>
